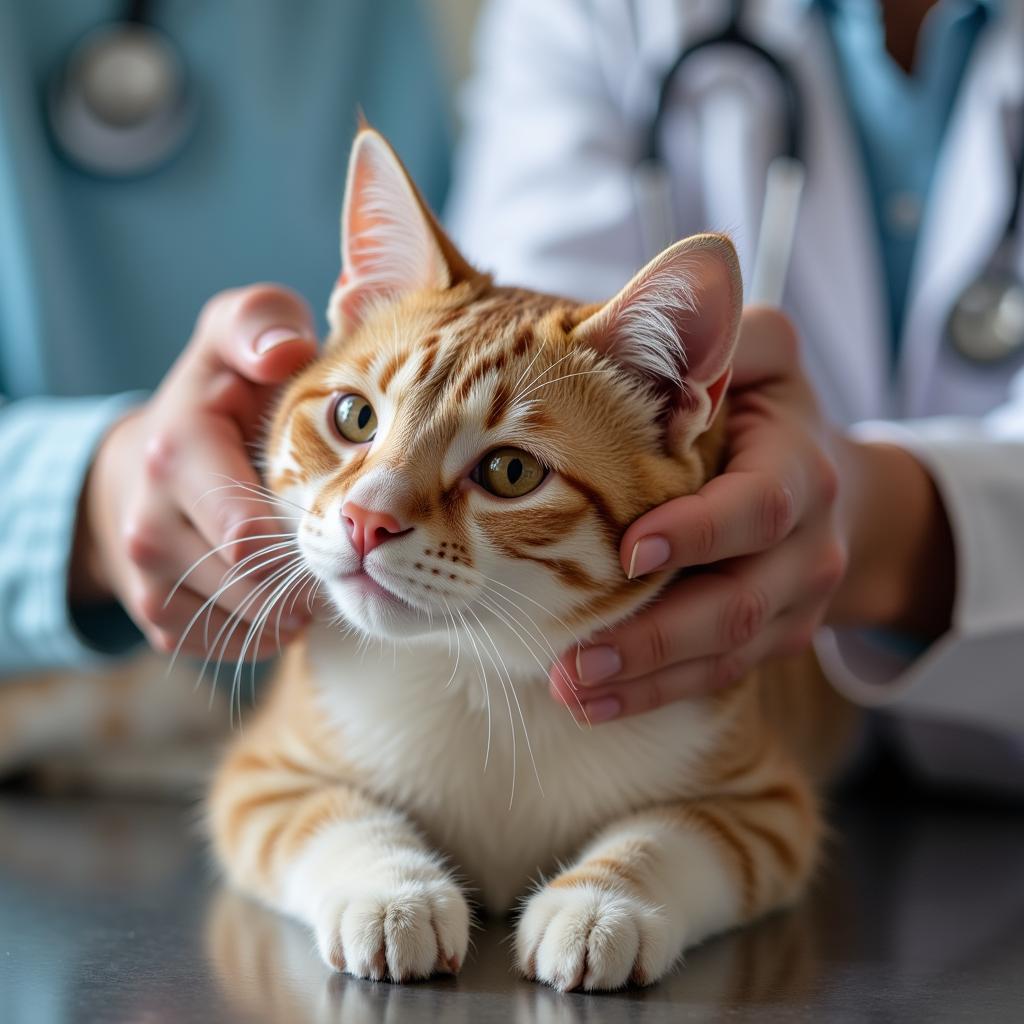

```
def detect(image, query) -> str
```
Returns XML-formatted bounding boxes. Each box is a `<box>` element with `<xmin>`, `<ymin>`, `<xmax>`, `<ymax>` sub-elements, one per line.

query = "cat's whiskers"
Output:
<box><xmin>517</xmin><ymin>367</ymin><xmax>616</xmax><ymax>402</ymax></box>
<box><xmin>232</xmin><ymin>563</ymin><xmax>313</xmax><ymax>723</ymax></box>
<box><xmin>166</xmin><ymin>541</ymin><xmax>300</xmax><ymax>677</ymax></box>
<box><xmin>463</xmin><ymin>607</ymin><xmax>515</xmax><ymax>794</ymax></box>
<box><xmin>199</xmin><ymin>557</ymin><xmax>305</xmax><ymax>718</ymax></box>
<box><xmin>456</xmin><ymin>608</ymin><xmax>493</xmax><ymax>773</ymax></box>
<box><xmin>508</xmin><ymin>344</ymin><xmax>551</xmax><ymax>402</ymax></box>
<box><xmin>478</xmin><ymin>571</ymin><xmax>606</xmax><ymax>649</ymax></box>
<box><xmin>439</xmin><ymin>597</ymin><xmax>463</xmax><ymax>689</ymax></box>
<box><xmin>478</xmin><ymin>584</ymin><xmax>578</xmax><ymax>692</ymax></box>
<box><xmin>226</xmin><ymin>561</ymin><xmax>309</xmax><ymax>727</ymax></box>
<box><xmin>510</xmin><ymin>348</ymin><xmax>576</xmax><ymax>405</ymax></box>
<box><xmin>192</xmin><ymin>476</ymin><xmax>313</xmax><ymax>518</ymax></box>
<box><xmin>165</xmin><ymin>532</ymin><xmax>297</xmax><ymax>608</ymax></box>
<box><xmin>476</xmin><ymin>591</ymin><xmax>587</xmax><ymax>732</ymax></box>
<box><xmin>466</xmin><ymin>604</ymin><xmax>544</xmax><ymax>805</ymax></box>
<box><xmin>207</xmin><ymin>556</ymin><xmax>303</xmax><ymax>695</ymax></box>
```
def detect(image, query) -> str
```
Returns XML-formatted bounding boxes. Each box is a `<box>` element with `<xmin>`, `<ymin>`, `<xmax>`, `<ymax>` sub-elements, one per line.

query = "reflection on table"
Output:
<box><xmin>0</xmin><ymin>787</ymin><xmax>1022</xmax><ymax>1024</ymax></box>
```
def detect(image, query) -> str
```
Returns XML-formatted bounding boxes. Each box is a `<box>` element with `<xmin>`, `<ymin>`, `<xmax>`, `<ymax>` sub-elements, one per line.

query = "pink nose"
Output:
<box><xmin>342</xmin><ymin>502</ymin><xmax>407</xmax><ymax>558</ymax></box>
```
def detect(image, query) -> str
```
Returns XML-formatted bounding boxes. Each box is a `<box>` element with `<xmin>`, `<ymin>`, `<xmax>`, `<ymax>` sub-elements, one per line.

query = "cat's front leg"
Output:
<box><xmin>517</xmin><ymin>772</ymin><xmax>819</xmax><ymax>991</ymax></box>
<box><xmin>283</xmin><ymin>809</ymin><xmax>469</xmax><ymax>981</ymax></box>
<box><xmin>210</xmin><ymin>746</ymin><xmax>470</xmax><ymax>982</ymax></box>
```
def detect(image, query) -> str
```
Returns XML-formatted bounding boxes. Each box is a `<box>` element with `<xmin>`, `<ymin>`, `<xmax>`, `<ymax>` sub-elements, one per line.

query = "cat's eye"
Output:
<box><xmin>476</xmin><ymin>447</ymin><xmax>546</xmax><ymax>498</ymax></box>
<box><xmin>332</xmin><ymin>394</ymin><xmax>377</xmax><ymax>443</ymax></box>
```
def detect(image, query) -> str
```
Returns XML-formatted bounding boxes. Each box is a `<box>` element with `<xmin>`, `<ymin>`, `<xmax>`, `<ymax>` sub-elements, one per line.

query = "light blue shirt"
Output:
<box><xmin>818</xmin><ymin>0</ymin><xmax>996</xmax><ymax>348</ymax></box>
<box><xmin>0</xmin><ymin>0</ymin><xmax>451</xmax><ymax>674</ymax></box>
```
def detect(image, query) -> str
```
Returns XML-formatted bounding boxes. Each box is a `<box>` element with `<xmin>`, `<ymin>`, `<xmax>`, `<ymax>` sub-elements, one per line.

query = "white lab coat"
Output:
<box><xmin>448</xmin><ymin>0</ymin><xmax>1024</xmax><ymax>784</ymax></box>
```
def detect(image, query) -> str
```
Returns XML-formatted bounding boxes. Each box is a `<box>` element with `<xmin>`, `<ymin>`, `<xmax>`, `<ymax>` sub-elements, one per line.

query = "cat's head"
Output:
<box><xmin>266</xmin><ymin>129</ymin><xmax>741</xmax><ymax>673</ymax></box>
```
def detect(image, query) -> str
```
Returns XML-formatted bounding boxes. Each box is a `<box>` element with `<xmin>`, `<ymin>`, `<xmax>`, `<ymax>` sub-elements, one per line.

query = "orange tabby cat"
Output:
<box><xmin>208</xmin><ymin>128</ymin><xmax>858</xmax><ymax>991</ymax></box>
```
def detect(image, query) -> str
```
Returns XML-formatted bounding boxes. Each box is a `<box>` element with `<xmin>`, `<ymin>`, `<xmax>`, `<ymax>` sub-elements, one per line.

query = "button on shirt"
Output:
<box><xmin>818</xmin><ymin>0</ymin><xmax>995</xmax><ymax>348</ymax></box>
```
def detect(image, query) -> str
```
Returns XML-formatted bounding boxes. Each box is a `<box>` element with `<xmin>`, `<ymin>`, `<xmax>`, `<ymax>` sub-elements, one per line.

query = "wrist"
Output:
<box><xmin>829</xmin><ymin>438</ymin><xmax>955</xmax><ymax>638</ymax></box>
<box><xmin>68</xmin><ymin>412</ymin><xmax>136</xmax><ymax>606</ymax></box>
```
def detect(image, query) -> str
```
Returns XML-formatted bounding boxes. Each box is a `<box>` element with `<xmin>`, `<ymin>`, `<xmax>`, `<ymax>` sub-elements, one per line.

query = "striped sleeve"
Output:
<box><xmin>0</xmin><ymin>393</ymin><xmax>145</xmax><ymax>676</ymax></box>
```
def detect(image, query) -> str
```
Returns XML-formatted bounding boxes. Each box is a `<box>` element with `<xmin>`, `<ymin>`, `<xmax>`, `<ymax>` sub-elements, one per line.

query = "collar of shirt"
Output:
<box><xmin>804</xmin><ymin>0</ymin><xmax>998</xmax><ymax>351</ymax></box>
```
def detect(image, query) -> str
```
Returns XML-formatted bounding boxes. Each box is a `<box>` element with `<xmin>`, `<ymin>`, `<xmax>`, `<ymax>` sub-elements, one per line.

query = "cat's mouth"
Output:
<box><xmin>335</xmin><ymin>568</ymin><xmax>414</xmax><ymax>611</ymax></box>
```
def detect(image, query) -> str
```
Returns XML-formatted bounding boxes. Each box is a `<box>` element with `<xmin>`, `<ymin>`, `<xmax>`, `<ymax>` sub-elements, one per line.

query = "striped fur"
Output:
<box><xmin>209</xmin><ymin>129</ymin><xmax>859</xmax><ymax>991</ymax></box>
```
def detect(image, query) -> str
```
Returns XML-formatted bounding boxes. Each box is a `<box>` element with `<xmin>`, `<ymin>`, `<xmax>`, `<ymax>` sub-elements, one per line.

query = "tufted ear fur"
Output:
<box><xmin>328</xmin><ymin>127</ymin><xmax>479</xmax><ymax>335</ymax></box>
<box><xmin>571</xmin><ymin>233</ymin><xmax>742</xmax><ymax>446</ymax></box>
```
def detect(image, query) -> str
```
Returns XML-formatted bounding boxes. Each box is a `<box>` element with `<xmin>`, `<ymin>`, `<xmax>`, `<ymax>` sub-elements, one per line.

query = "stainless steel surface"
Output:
<box><xmin>1</xmin><ymin>789</ymin><xmax>1022</xmax><ymax>1023</ymax></box>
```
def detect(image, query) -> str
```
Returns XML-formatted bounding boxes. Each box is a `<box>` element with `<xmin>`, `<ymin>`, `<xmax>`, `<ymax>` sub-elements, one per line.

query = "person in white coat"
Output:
<box><xmin>448</xmin><ymin>0</ymin><xmax>1024</xmax><ymax>792</ymax></box>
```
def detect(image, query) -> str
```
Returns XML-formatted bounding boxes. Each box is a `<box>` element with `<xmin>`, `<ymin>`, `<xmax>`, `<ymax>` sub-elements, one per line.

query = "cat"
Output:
<box><xmin>208</xmin><ymin>127</ymin><xmax>859</xmax><ymax>992</ymax></box>
<box><xmin>0</xmin><ymin>655</ymin><xmax>226</xmax><ymax>796</ymax></box>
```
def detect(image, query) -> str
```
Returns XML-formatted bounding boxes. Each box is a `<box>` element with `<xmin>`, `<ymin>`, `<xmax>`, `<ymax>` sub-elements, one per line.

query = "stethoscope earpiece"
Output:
<box><xmin>48</xmin><ymin>9</ymin><xmax>194</xmax><ymax>178</ymax></box>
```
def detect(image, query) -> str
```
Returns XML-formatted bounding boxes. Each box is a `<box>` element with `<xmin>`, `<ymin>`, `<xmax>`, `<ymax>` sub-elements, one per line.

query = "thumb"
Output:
<box><xmin>197</xmin><ymin>284</ymin><xmax>318</xmax><ymax>386</ymax></box>
<box><xmin>730</xmin><ymin>305</ymin><xmax>801</xmax><ymax>389</ymax></box>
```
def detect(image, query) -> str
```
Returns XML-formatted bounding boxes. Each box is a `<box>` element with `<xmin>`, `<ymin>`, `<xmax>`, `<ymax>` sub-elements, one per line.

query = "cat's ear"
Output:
<box><xmin>328</xmin><ymin>128</ymin><xmax>479</xmax><ymax>334</ymax></box>
<box><xmin>572</xmin><ymin>233</ymin><xmax>742</xmax><ymax>445</ymax></box>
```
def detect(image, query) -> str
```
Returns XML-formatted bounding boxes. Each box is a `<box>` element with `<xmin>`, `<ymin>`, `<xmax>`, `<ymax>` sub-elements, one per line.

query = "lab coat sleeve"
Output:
<box><xmin>446</xmin><ymin>0</ymin><xmax>691</xmax><ymax>300</ymax></box>
<box><xmin>816</xmin><ymin>391</ymin><xmax>1024</xmax><ymax>736</ymax></box>
<box><xmin>0</xmin><ymin>393</ymin><xmax>144</xmax><ymax>677</ymax></box>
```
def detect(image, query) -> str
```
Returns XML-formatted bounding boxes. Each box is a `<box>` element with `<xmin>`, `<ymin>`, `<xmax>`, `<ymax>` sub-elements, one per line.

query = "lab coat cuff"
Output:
<box><xmin>815</xmin><ymin>626</ymin><xmax>1024</xmax><ymax>735</ymax></box>
<box><xmin>814</xmin><ymin>419</ymin><xmax>1024</xmax><ymax>735</ymax></box>
<box><xmin>3</xmin><ymin>393</ymin><xmax>145</xmax><ymax>673</ymax></box>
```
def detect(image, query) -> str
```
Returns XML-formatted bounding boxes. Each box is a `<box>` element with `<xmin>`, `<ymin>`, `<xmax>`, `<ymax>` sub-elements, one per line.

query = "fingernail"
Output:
<box><xmin>627</xmin><ymin>536</ymin><xmax>671</xmax><ymax>579</ymax></box>
<box><xmin>582</xmin><ymin>696</ymin><xmax>621</xmax><ymax>724</ymax></box>
<box><xmin>282</xmin><ymin>614</ymin><xmax>307</xmax><ymax>632</ymax></box>
<box><xmin>575</xmin><ymin>645</ymin><xmax>622</xmax><ymax>686</ymax></box>
<box><xmin>254</xmin><ymin>326</ymin><xmax>308</xmax><ymax>355</ymax></box>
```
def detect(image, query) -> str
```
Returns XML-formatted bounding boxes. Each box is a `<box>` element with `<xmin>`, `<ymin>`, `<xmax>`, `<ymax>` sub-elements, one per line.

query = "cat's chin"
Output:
<box><xmin>323</xmin><ymin>576</ymin><xmax>436</xmax><ymax>642</ymax></box>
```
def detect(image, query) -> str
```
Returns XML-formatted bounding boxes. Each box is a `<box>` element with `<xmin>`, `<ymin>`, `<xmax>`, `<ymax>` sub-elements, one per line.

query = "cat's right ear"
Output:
<box><xmin>328</xmin><ymin>129</ymin><xmax>478</xmax><ymax>335</ymax></box>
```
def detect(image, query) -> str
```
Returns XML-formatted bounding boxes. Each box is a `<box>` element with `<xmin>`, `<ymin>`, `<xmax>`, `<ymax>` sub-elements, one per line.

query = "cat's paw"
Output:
<box><xmin>516</xmin><ymin>884</ymin><xmax>677</xmax><ymax>991</ymax></box>
<box><xmin>313</xmin><ymin>877</ymin><xmax>470</xmax><ymax>982</ymax></box>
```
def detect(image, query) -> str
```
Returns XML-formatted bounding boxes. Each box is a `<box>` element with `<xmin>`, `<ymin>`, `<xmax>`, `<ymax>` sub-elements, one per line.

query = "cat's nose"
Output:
<box><xmin>341</xmin><ymin>502</ymin><xmax>409</xmax><ymax>558</ymax></box>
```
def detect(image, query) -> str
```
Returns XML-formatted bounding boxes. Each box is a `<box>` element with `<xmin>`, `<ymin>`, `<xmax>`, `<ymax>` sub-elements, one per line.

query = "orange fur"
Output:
<box><xmin>209</xmin><ymin>128</ymin><xmax>860</xmax><ymax>989</ymax></box>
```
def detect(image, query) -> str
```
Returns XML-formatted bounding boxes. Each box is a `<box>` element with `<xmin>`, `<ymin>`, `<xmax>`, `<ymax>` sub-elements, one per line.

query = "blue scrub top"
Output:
<box><xmin>0</xmin><ymin>0</ymin><xmax>451</xmax><ymax>673</ymax></box>
<box><xmin>0</xmin><ymin>0</ymin><xmax>451</xmax><ymax>399</ymax></box>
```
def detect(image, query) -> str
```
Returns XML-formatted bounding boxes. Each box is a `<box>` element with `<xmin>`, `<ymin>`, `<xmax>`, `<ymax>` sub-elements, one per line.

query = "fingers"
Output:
<box><xmin>620</xmin><ymin>456</ymin><xmax>805</xmax><ymax>578</ymax></box>
<box><xmin>191</xmin><ymin>284</ymin><xmax>318</xmax><ymax>386</ymax></box>
<box><xmin>549</xmin><ymin>599</ymin><xmax>826</xmax><ymax>724</ymax></box>
<box><xmin>145</xmin><ymin>585</ymin><xmax>304</xmax><ymax>662</ymax></box>
<box><xmin>584</xmin><ymin>520</ymin><xmax>843</xmax><ymax>676</ymax></box>
<box><xmin>552</xmin><ymin>517</ymin><xmax>846</xmax><ymax>721</ymax></box>
<box><xmin>142</xmin><ymin>404</ymin><xmax>296</xmax><ymax>573</ymax></box>
<box><xmin>573</xmin><ymin>569</ymin><xmax>774</xmax><ymax>685</ymax></box>
<box><xmin>120</xmin><ymin>501</ymin><xmax>309</xmax><ymax>656</ymax></box>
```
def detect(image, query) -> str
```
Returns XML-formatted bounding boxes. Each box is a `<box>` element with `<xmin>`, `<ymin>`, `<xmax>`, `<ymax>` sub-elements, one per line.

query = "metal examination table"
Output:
<box><xmin>1</xmin><ymin>779</ymin><xmax>1022</xmax><ymax>1023</ymax></box>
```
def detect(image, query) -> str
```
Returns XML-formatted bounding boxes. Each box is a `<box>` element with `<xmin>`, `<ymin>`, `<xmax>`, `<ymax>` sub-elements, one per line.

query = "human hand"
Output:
<box><xmin>549</xmin><ymin>307</ymin><xmax>848</xmax><ymax>721</ymax></box>
<box><xmin>71</xmin><ymin>285</ymin><xmax>318</xmax><ymax>659</ymax></box>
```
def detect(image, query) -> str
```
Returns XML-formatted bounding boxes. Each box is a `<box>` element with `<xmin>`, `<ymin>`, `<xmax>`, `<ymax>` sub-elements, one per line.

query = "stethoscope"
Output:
<box><xmin>634</xmin><ymin>0</ymin><xmax>1024</xmax><ymax>364</ymax></box>
<box><xmin>47</xmin><ymin>0</ymin><xmax>194</xmax><ymax>178</ymax></box>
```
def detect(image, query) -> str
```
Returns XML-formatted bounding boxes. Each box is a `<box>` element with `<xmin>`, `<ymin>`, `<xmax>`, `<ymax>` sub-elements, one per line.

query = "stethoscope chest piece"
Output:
<box><xmin>49</xmin><ymin>21</ymin><xmax>194</xmax><ymax>178</ymax></box>
<box><xmin>947</xmin><ymin>270</ymin><xmax>1024</xmax><ymax>364</ymax></box>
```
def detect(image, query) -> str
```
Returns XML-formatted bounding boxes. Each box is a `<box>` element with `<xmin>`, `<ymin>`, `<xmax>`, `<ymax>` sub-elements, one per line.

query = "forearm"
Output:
<box><xmin>829</xmin><ymin>438</ymin><xmax>955</xmax><ymax>638</ymax></box>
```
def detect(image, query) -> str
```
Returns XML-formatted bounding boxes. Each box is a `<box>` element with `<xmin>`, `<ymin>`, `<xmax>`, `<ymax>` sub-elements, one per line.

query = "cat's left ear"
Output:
<box><xmin>328</xmin><ymin>127</ymin><xmax>479</xmax><ymax>335</ymax></box>
<box><xmin>572</xmin><ymin>233</ymin><xmax>742</xmax><ymax>446</ymax></box>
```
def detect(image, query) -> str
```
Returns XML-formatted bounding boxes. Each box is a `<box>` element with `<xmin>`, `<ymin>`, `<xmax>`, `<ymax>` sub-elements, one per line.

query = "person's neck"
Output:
<box><xmin>881</xmin><ymin>0</ymin><xmax>940</xmax><ymax>74</ymax></box>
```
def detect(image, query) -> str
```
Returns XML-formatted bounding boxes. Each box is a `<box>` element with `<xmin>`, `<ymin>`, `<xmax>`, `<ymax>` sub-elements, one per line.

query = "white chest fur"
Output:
<box><xmin>307</xmin><ymin>625</ymin><xmax>721</xmax><ymax>914</ymax></box>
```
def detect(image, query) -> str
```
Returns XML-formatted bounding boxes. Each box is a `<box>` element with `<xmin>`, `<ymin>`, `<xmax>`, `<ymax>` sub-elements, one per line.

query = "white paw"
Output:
<box><xmin>516</xmin><ymin>884</ymin><xmax>678</xmax><ymax>991</ymax></box>
<box><xmin>313</xmin><ymin>877</ymin><xmax>470</xmax><ymax>982</ymax></box>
